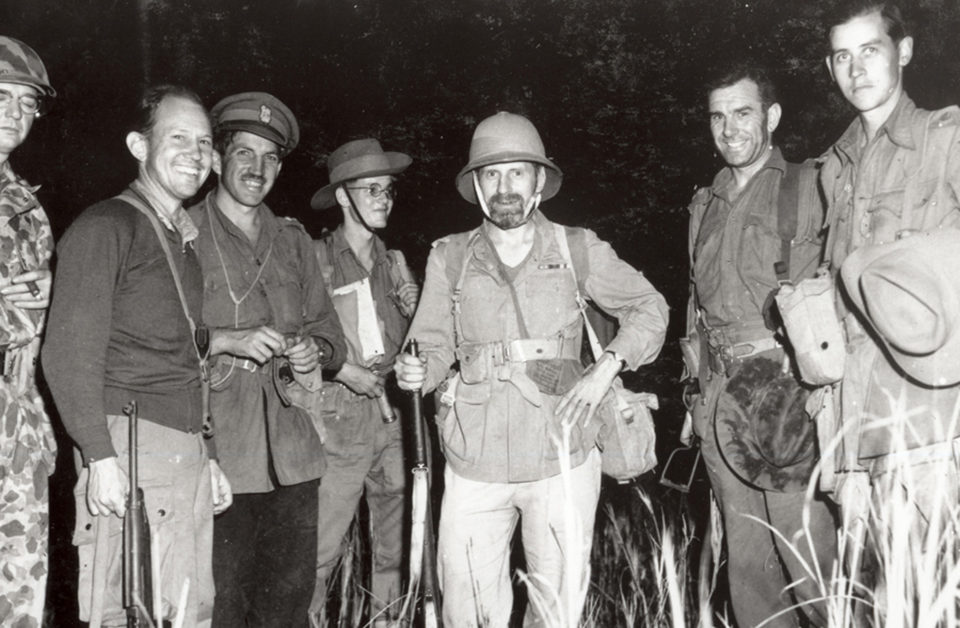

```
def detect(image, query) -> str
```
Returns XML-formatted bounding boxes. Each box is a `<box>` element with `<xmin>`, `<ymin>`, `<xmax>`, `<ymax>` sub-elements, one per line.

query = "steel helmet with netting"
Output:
<box><xmin>0</xmin><ymin>37</ymin><xmax>56</xmax><ymax>98</ymax></box>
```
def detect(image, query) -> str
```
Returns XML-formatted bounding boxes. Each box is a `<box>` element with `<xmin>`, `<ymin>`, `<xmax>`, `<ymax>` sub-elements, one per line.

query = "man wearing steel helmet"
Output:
<box><xmin>395</xmin><ymin>112</ymin><xmax>668</xmax><ymax>626</ymax></box>
<box><xmin>0</xmin><ymin>35</ymin><xmax>56</xmax><ymax>627</ymax></box>
<box><xmin>44</xmin><ymin>85</ymin><xmax>232</xmax><ymax>627</ymax></box>
<box><xmin>307</xmin><ymin>139</ymin><xmax>418</xmax><ymax>627</ymax></box>
<box><xmin>187</xmin><ymin>92</ymin><xmax>346</xmax><ymax>627</ymax></box>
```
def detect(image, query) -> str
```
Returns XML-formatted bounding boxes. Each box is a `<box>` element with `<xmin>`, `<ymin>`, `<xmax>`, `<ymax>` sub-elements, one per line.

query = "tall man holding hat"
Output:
<box><xmin>394</xmin><ymin>112</ymin><xmax>668</xmax><ymax>626</ymax></box>
<box><xmin>307</xmin><ymin>138</ymin><xmax>417</xmax><ymax>627</ymax></box>
<box><xmin>187</xmin><ymin>92</ymin><xmax>346</xmax><ymax>627</ymax></box>
<box><xmin>821</xmin><ymin>1</ymin><xmax>960</xmax><ymax>544</ymax></box>
<box><xmin>682</xmin><ymin>63</ymin><xmax>836</xmax><ymax>628</ymax></box>
<box><xmin>0</xmin><ymin>35</ymin><xmax>57</xmax><ymax>626</ymax></box>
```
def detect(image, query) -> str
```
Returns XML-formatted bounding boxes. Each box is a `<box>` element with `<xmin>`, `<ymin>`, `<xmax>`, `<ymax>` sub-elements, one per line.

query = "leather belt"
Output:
<box><xmin>488</xmin><ymin>337</ymin><xmax>580</xmax><ymax>365</ymax></box>
<box><xmin>705</xmin><ymin>335</ymin><xmax>781</xmax><ymax>376</ymax></box>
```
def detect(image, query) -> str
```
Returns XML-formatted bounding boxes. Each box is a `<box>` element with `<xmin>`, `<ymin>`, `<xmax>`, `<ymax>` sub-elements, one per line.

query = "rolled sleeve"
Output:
<box><xmin>404</xmin><ymin>244</ymin><xmax>457</xmax><ymax>393</ymax></box>
<box><xmin>581</xmin><ymin>231</ymin><xmax>668</xmax><ymax>371</ymax></box>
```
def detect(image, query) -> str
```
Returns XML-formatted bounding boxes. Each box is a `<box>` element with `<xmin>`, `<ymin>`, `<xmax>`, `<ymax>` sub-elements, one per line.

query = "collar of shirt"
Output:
<box><xmin>0</xmin><ymin>160</ymin><xmax>41</xmax><ymax>217</ymax></box>
<box><xmin>130</xmin><ymin>180</ymin><xmax>199</xmax><ymax>247</ymax></box>
<box><xmin>833</xmin><ymin>93</ymin><xmax>919</xmax><ymax>163</ymax></box>
<box><xmin>474</xmin><ymin>209</ymin><xmax>547</xmax><ymax>272</ymax></box>
<box><xmin>710</xmin><ymin>146</ymin><xmax>787</xmax><ymax>204</ymax></box>
<box><xmin>205</xmin><ymin>192</ymin><xmax>285</xmax><ymax>257</ymax></box>
<box><xmin>329</xmin><ymin>223</ymin><xmax>389</xmax><ymax>273</ymax></box>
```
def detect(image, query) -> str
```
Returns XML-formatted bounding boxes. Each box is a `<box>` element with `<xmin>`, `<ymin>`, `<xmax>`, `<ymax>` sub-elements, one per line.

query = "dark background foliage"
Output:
<box><xmin>3</xmin><ymin>0</ymin><xmax>959</xmax><ymax>624</ymax></box>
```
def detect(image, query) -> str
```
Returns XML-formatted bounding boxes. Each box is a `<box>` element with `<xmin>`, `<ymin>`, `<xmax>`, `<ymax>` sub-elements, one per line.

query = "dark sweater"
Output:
<box><xmin>43</xmin><ymin>194</ymin><xmax>207</xmax><ymax>463</ymax></box>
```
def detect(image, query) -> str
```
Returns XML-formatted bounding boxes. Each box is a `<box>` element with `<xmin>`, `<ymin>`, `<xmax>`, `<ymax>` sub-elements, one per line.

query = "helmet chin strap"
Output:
<box><xmin>472</xmin><ymin>170</ymin><xmax>541</xmax><ymax>229</ymax></box>
<box><xmin>343</xmin><ymin>187</ymin><xmax>379</xmax><ymax>234</ymax></box>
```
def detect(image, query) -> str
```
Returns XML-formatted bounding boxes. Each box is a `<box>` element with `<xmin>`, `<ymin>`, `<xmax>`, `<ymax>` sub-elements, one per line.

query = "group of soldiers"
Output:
<box><xmin>2</xmin><ymin>0</ymin><xmax>960</xmax><ymax>627</ymax></box>
<box><xmin>0</xmin><ymin>28</ymin><xmax>667</xmax><ymax>628</ymax></box>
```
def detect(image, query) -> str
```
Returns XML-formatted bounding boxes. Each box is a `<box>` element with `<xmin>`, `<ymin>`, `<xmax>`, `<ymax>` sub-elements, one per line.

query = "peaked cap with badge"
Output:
<box><xmin>211</xmin><ymin>91</ymin><xmax>299</xmax><ymax>156</ymax></box>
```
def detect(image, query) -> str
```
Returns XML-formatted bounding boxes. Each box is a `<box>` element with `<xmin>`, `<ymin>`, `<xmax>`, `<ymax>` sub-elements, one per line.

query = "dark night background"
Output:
<box><xmin>3</xmin><ymin>0</ymin><xmax>960</xmax><ymax>625</ymax></box>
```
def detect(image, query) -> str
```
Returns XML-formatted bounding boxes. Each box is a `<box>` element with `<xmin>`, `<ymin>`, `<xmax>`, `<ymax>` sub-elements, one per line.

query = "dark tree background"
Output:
<box><xmin>3</xmin><ymin>0</ymin><xmax>959</xmax><ymax>624</ymax></box>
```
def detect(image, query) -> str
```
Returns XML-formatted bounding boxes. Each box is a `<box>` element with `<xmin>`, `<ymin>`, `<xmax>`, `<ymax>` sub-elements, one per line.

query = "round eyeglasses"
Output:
<box><xmin>344</xmin><ymin>183</ymin><xmax>397</xmax><ymax>201</ymax></box>
<box><xmin>0</xmin><ymin>89</ymin><xmax>41</xmax><ymax>115</ymax></box>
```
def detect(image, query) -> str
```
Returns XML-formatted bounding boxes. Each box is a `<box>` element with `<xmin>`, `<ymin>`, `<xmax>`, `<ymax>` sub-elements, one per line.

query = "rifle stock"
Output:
<box><xmin>122</xmin><ymin>401</ymin><xmax>155</xmax><ymax>628</ymax></box>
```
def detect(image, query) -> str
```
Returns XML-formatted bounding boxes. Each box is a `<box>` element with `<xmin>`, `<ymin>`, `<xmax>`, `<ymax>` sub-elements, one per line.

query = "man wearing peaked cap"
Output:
<box><xmin>0</xmin><ymin>35</ymin><xmax>57</xmax><ymax>628</ymax></box>
<box><xmin>395</xmin><ymin>112</ymin><xmax>668</xmax><ymax>626</ymax></box>
<box><xmin>187</xmin><ymin>91</ymin><xmax>347</xmax><ymax>627</ymax></box>
<box><xmin>308</xmin><ymin>138</ymin><xmax>417</xmax><ymax>628</ymax></box>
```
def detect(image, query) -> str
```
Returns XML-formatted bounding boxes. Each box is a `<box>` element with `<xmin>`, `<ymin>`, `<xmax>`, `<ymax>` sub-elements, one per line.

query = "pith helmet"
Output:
<box><xmin>456</xmin><ymin>112</ymin><xmax>562</xmax><ymax>204</ymax></box>
<box><xmin>311</xmin><ymin>138</ymin><xmax>412</xmax><ymax>210</ymax></box>
<box><xmin>0</xmin><ymin>37</ymin><xmax>56</xmax><ymax>98</ymax></box>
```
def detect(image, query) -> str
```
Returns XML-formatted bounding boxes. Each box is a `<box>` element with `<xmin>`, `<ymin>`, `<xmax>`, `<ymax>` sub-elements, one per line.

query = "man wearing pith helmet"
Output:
<box><xmin>308</xmin><ymin>138</ymin><xmax>418</xmax><ymax>627</ymax></box>
<box><xmin>0</xmin><ymin>35</ymin><xmax>57</xmax><ymax>627</ymax></box>
<box><xmin>395</xmin><ymin>112</ymin><xmax>668</xmax><ymax>625</ymax></box>
<box><xmin>187</xmin><ymin>92</ymin><xmax>347</xmax><ymax>627</ymax></box>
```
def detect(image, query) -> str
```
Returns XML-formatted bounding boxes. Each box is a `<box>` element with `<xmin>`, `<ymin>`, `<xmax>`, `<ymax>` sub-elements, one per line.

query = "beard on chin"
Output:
<box><xmin>488</xmin><ymin>194</ymin><xmax>528</xmax><ymax>230</ymax></box>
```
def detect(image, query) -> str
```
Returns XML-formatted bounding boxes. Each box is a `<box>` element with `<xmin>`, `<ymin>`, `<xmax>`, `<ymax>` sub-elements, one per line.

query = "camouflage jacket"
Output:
<box><xmin>0</xmin><ymin>160</ymin><xmax>56</xmax><ymax>475</ymax></box>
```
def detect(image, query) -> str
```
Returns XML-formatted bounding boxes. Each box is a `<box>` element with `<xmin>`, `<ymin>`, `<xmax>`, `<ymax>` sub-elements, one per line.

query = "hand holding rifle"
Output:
<box><xmin>397</xmin><ymin>340</ymin><xmax>441</xmax><ymax>627</ymax></box>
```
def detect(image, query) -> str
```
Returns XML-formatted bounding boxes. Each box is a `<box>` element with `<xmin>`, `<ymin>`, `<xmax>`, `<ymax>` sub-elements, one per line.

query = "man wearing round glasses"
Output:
<box><xmin>0</xmin><ymin>36</ymin><xmax>57</xmax><ymax>627</ymax></box>
<box><xmin>308</xmin><ymin>138</ymin><xmax>418</xmax><ymax>627</ymax></box>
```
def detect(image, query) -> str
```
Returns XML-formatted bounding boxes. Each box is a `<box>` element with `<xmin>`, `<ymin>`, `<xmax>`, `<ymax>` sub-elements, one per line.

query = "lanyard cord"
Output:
<box><xmin>205</xmin><ymin>196</ymin><xmax>276</xmax><ymax>329</ymax></box>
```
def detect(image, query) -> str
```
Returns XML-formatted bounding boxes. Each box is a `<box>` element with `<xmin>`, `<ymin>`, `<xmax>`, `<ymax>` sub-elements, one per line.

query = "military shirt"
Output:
<box><xmin>686</xmin><ymin>147</ymin><xmax>823</xmax><ymax>344</ymax></box>
<box><xmin>407</xmin><ymin>210</ymin><xmax>668</xmax><ymax>483</ymax></box>
<box><xmin>189</xmin><ymin>194</ymin><xmax>346</xmax><ymax>493</ymax></box>
<box><xmin>821</xmin><ymin>93</ymin><xmax>960</xmax><ymax>459</ymax></box>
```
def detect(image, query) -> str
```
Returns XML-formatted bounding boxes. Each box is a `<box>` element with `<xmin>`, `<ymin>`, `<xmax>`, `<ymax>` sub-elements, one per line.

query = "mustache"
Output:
<box><xmin>489</xmin><ymin>193</ymin><xmax>523</xmax><ymax>206</ymax></box>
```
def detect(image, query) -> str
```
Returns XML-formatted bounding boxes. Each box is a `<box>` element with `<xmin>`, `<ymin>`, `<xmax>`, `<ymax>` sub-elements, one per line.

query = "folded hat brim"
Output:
<box><xmin>311</xmin><ymin>152</ymin><xmax>411</xmax><ymax>210</ymax></box>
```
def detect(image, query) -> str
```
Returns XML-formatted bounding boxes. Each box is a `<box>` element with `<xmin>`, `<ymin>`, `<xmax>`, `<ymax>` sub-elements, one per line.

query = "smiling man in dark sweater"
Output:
<box><xmin>43</xmin><ymin>85</ymin><xmax>232</xmax><ymax>627</ymax></box>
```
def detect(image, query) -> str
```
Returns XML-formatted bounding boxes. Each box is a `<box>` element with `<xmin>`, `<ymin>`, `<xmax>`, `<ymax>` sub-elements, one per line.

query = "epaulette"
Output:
<box><xmin>930</xmin><ymin>105</ymin><xmax>960</xmax><ymax>129</ymax></box>
<box><xmin>687</xmin><ymin>186</ymin><xmax>712</xmax><ymax>214</ymax></box>
<box><xmin>431</xmin><ymin>229</ymin><xmax>476</xmax><ymax>250</ymax></box>
<box><xmin>280</xmin><ymin>215</ymin><xmax>308</xmax><ymax>234</ymax></box>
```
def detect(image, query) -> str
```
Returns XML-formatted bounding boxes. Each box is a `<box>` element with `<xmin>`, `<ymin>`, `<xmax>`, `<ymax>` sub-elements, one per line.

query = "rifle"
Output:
<box><xmin>402</xmin><ymin>340</ymin><xmax>442</xmax><ymax>627</ymax></box>
<box><xmin>122</xmin><ymin>401</ymin><xmax>156</xmax><ymax>628</ymax></box>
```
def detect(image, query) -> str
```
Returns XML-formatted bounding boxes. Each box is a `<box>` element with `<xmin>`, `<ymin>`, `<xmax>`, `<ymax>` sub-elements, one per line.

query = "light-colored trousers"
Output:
<box><xmin>438</xmin><ymin>448</ymin><xmax>601</xmax><ymax>628</ymax></box>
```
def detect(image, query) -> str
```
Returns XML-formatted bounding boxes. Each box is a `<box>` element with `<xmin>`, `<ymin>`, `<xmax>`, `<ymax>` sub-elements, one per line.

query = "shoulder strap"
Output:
<box><xmin>774</xmin><ymin>161</ymin><xmax>802</xmax><ymax>283</ymax></box>
<box><xmin>446</xmin><ymin>229</ymin><xmax>481</xmax><ymax>346</ymax></box>
<box><xmin>116</xmin><ymin>190</ymin><xmax>213</xmax><ymax>435</ymax></box>
<box><xmin>116</xmin><ymin>191</ymin><xmax>199</xmax><ymax>338</ymax></box>
<box><xmin>552</xmin><ymin>223</ymin><xmax>604</xmax><ymax>360</ymax></box>
<box><xmin>313</xmin><ymin>234</ymin><xmax>337</xmax><ymax>298</ymax></box>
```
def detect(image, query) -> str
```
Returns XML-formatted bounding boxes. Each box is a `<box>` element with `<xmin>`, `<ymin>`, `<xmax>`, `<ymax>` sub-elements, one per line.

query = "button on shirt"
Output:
<box><xmin>189</xmin><ymin>195</ymin><xmax>346</xmax><ymax>492</ymax></box>
<box><xmin>689</xmin><ymin>148</ymin><xmax>823</xmax><ymax>341</ymax></box>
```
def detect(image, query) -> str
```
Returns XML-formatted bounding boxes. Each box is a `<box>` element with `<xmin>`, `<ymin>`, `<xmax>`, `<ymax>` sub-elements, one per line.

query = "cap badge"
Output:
<box><xmin>259</xmin><ymin>105</ymin><xmax>272</xmax><ymax>124</ymax></box>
